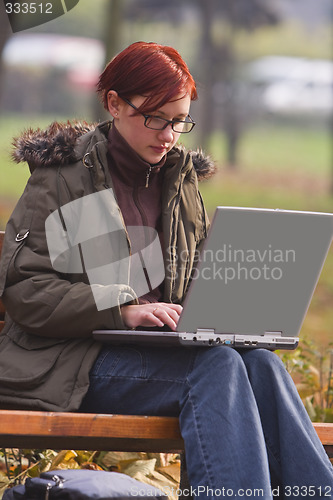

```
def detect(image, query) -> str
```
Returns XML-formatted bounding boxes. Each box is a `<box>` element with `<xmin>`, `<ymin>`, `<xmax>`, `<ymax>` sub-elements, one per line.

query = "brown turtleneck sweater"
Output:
<box><xmin>107</xmin><ymin>124</ymin><xmax>165</xmax><ymax>303</ymax></box>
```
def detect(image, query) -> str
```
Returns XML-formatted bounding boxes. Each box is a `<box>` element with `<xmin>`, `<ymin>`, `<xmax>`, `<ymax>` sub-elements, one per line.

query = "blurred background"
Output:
<box><xmin>0</xmin><ymin>0</ymin><xmax>332</xmax><ymax>412</ymax></box>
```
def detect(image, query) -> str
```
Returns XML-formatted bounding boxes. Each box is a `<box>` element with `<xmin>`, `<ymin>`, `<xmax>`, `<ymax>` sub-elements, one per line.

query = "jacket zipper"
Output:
<box><xmin>145</xmin><ymin>167</ymin><xmax>152</xmax><ymax>188</ymax></box>
<box><xmin>145</xmin><ymin>164</ymin><xmax>160</xmax><ymax>188</ymax></box>
<box><xmin>169</xmin><ymin>186</ymin><xmax>183</xmax><ymax>298</ymax></box>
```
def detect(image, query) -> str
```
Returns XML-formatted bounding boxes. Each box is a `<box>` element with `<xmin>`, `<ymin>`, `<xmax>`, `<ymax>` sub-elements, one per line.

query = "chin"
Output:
<box><xmin>146</xmin><ymin>154</ymin><xmax>164</xmax><ymax>165</ymax></box>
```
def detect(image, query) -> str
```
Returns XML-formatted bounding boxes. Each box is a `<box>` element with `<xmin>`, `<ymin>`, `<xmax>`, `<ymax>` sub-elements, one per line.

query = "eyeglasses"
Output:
<box><xmin>120</xmin><ymin>96</ymin><xmax>196</xmax><ymax>133</ymax></box>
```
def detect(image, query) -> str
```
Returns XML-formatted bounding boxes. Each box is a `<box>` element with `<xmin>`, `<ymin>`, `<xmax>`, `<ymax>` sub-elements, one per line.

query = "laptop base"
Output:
<box><xmin>93</xmin><ymin>330</ymin><xmax>299</xmax><ymax>350</ymax></box>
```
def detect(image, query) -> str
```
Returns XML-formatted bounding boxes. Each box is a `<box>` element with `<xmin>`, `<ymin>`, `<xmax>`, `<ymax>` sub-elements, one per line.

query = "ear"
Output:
<box><xmin>107</xmin><ymin>91</ymin><xmax>121</xmax><ymax>118</ymax></box>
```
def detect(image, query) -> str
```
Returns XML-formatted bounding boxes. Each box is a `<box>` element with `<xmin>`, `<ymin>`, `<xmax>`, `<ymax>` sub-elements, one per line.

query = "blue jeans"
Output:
<box><xmin>80</xmin><ymin>346</ymin><xmax>333</xmax><ymax>499</ymax></box>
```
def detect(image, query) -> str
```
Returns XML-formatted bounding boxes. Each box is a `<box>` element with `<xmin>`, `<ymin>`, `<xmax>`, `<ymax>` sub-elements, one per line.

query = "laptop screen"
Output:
<box><xmin>177</xmin><ymin>207</ymin><xmax>333</xmax><ymax>337</ymax></box>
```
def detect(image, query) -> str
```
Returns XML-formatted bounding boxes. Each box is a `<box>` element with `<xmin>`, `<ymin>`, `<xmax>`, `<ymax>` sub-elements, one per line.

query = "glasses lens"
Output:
<box><xmin>145</xmin><ymin>116</ymin><xmax>166</xmax><ymax>130</ymax></box>
<box><xmin>173</xmin><ymin>121</ymin><xmax>194</xmax><ymax>133</ymax></box>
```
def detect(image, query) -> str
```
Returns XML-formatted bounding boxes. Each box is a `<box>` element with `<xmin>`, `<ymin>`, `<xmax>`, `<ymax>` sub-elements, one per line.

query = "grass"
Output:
<box><xmin>207</xmin><ymin>123</ymin><xmax>332</xmax><ymax>176</ymax></box>
<box><xmin>0</xmin><ymin>113</ymin><xmax>332</xmax><ymax>348</ymax></box>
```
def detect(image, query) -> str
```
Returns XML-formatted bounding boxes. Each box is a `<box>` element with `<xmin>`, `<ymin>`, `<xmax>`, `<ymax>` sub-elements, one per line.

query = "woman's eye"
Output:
<box><xmin>146</xmin><ymin>116</ymin><xmax>166</xmax><ymax>128</ymax></box>
<box><xmin>149</xmin><ymin>117</ymin><xmax>164</xmax><ymax>124</ymax></box>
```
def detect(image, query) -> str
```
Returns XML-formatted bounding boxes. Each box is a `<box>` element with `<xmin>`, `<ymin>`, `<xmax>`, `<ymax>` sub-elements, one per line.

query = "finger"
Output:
<box><xmin>153</xmin><ymin>308</ymin><xmax>177</xmax><ymax>331</ymax></box>
<box><xmin>149</xmin><ymin>309</ymin><xmax>165</xmax><ymax>328</ymax></box>
<box><xmin>150</xmin><ymin>304</ymin><xmax>182</xmax><ymax>330</ymax></box>
<box><xmin>159</xmin><ymin>303</ymin><xmax>183</xmax><ymax>314</ymax></box>
<box><xmin>162</xmin><ymin>306</ymin><xmax>181</xmax><ymax>325</ymax></box>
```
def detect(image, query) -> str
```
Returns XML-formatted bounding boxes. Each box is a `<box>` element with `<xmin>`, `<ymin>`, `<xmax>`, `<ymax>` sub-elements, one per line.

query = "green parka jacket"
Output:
<box><xmin>0</xmin><ymin>121</ymin><xmax>215</xmax><ymax>411</ymax></box>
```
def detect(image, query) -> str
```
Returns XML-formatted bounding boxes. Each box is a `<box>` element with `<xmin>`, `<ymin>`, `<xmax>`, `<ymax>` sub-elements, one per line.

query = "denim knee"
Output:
<box><xmin>194</xmin><ymin>345</ymin><xmax>247</xmax><ymax>373</ymax></box>
<box><xmin>240</xmin><ymin>348</ymin><xmax>301</xmax><ymax>409</ymax></box>
<box><xmin>241</xmin><ymin>348</ymin><xmax>285</xmax><ymax>375</ymax></box>
<box><xmin>188</xmin><ymin>346</ymin><xmax>251</xmax><ymax>393</ymax></box>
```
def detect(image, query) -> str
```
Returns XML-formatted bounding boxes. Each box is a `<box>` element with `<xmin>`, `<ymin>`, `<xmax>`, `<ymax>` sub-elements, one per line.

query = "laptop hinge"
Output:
<box><xmin>196</xmin><ymin>328</ymin><xmax>215</xmax><ymax>335</ymax></box>
<box><xmin>265</xmin><ymin>331</ymin><xmax>282</xmax><ymax>337</ymax></box>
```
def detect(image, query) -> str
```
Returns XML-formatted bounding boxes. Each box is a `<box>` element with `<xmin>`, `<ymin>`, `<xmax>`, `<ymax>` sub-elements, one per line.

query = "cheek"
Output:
<box><xmin>126</xmin><ymin>128</ymin><xmax>149</xmax><ymax>154</ymax></box>
<box><xmin>132</xmin><ymin>129</ymin><xmax>148</xmax><ymax>147</ymax></box>
<box><xmin>118</xmin><ymin>121</ymin><xmax>143</xmax><ymax>147</ymax></box>
<box><xmin>171</xmin><ymin>133</ymin><xmax>181</xmax><ymax>147</ymax></box>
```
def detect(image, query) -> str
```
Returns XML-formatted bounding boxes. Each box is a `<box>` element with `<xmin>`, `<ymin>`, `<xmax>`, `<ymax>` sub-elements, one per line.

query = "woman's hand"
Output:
<box><xmin>120</xmin><ymin>303</ymin><xmax>183</xmax><ymax>331</ymax></box>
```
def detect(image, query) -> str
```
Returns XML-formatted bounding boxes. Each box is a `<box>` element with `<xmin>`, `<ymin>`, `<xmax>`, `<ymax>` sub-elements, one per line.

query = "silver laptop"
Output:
<box><xmin>93</xmin><ymin>207</ymin><xmax>333</xmax><ymax>350</ymax></box>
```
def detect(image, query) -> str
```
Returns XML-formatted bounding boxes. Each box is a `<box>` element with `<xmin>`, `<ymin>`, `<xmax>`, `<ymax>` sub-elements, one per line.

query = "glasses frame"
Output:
<box><xmin>119</xmin><ymin>96</ymin><xmax>196</xmax><ymax>134</ymax></box>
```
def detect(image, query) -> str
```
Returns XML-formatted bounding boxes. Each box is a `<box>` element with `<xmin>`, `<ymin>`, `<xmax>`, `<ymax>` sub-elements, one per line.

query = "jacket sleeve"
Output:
<box><xmin>0</xmin><ymin>166</ymin><xmax>138</xmax><ymax>339</ymax></box>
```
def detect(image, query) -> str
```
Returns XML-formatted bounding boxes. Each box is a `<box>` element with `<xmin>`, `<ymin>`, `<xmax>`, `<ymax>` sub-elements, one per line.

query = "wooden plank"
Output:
<box><xmin>0</xmin><ymin>411</ymin><xmax>184</xmax><ymax>452</ymax></box>
<box><xmin>0</xmin><ymin>412</ymin><xmax>181</xmax><ymax>440</ymax></box>
<box><xmin>313</xmin><ymin>423</ymin><xmax>333</xmax><ymax>445</ymax></box>
<box><xmin>311</xmin><ymin>423</ymin><xmax>333</xmax><ymax>459</ymax></box>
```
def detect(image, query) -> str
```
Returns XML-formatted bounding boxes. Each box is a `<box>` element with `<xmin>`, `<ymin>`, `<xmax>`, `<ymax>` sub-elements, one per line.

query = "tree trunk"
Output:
<box><xmin>0</xmin><ymin>3</ymin><xmax>12</xmax><ymax>103</ymax></box>
<box><xmin>197</xmin><ymin>0</ymin><xmax>216</xmax><ymax>151</ymax></box>
<box><xmin>92</xmin><ymin>0</ymin><xmax>123</xmax><ymax>123</ymax></box>
<box><xmin>197</xmin><ymin>0</ymin><xmax>241</xmax><ymax>166</ymax></box>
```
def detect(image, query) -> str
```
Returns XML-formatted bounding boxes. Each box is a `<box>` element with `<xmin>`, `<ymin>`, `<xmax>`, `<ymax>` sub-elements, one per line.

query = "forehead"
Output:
<box><xmin>133</xmin><ymin>94</ymin><xmax>191</xmax><ymax>116</ymax></box>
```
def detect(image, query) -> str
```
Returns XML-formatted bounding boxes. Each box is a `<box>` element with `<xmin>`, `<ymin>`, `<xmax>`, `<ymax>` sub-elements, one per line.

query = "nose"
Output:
<box><xmin>157</xmin><ymin>124</ymin><xmax>174</xmax><ymax>142</ymax></box>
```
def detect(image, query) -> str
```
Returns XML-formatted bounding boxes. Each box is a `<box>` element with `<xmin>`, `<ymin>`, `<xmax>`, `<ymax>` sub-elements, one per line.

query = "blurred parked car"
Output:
<box><xmin>244</xmin><ymin>56</ymin><xmax>333</xmax><ymax>118</ymax></box>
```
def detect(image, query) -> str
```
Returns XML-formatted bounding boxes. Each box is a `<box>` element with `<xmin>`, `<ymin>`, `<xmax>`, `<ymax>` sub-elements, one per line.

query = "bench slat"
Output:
<box><xmin>0</xmin><ymin>411</ymin><xmax>184</xmax><ymax>452</ymax></box>
<box><xmin>0</xmin><ymin>411</ymin><xmax>182</xmax><ymax>440</ymax></box>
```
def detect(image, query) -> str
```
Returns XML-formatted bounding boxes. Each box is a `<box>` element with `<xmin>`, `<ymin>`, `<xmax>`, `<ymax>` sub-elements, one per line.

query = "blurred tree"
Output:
<box><xmin>92</xmin><ymin>0</ymin><xmax>124</xmax><ymax>122</ymax></box>
<box><xmin>0</xmin><ymin>2</ymin><xmax>12</xmax><ymax>100</ymax></box>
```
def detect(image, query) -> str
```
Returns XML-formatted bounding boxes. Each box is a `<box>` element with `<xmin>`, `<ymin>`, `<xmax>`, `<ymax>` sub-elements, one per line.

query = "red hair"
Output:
<box><xmin>97</xmin><ymin>41</ymin><xmax>197</xmax><ymax>112</ymax></box>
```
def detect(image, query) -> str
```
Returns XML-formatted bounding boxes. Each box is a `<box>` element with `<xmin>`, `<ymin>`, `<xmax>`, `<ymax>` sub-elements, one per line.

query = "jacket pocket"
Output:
<box><xmin>0</xmin><ymin>325</ymin><xmax>70</xmax><ymax>389</ymax></box>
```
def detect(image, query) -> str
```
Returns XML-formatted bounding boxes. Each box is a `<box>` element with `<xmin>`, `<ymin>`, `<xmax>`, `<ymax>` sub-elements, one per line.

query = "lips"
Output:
<box><xmin>151</xmin><ymin>146</ymin><xmax>167</xmax><ymax>154</ymax></box>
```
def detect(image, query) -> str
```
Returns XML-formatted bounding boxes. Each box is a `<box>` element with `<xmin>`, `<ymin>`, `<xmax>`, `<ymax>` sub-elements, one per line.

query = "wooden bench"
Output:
<box><xmin>0</xmin><ymin>229</ymin><xmax>332</xmax><ymax>465</ymax></box>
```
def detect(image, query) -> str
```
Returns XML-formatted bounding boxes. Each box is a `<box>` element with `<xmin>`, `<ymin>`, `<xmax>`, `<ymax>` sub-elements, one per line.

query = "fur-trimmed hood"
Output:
<box><xmin>11</xmin><ymin>121</ymin><xmax>216</xmax><ymax>181</ymax></box>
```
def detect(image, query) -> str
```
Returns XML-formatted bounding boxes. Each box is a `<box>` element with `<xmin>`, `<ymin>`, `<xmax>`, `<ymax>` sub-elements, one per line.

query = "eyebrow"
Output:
<box><xmin>154</xmin><ymin>111</ymin><xmax>189</xmax><ymax>120</ymax></box>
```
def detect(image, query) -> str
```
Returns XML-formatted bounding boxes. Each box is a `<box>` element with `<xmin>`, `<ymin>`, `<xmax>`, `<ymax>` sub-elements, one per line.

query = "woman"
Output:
<box><xmin>0</xmin><ymin>42</ymin><xmax>332</xmax><ymax>498</ymax></box>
